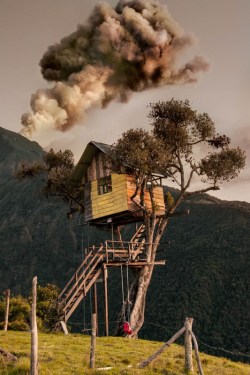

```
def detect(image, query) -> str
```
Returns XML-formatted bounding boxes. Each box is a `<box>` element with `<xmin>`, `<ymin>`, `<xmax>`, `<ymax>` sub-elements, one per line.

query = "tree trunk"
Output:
<box><xmin>117</xmin><ymin>216</ymin><xmax>168</xmax><ymax>338</ymax></box>
<box><xmin>129</xmin><ymin>264</ymin><xmax>154</xmax><ymax>337</ymax></box>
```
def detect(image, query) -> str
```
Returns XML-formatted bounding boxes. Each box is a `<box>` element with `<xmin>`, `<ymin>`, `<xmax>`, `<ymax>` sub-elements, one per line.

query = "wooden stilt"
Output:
<box><xmin>60</xmin><ymin>321</ymin><xmax>69</xmax><ymax>335</ymax></box>
<box><xmin>93</xmin><ymin>283</ymin><xmax>98</xmax><ymax>336</ymax></box>
<box><xmin>90</xmin><ymin>313</ymin><xmax>96</xmax><ymax>369</ymax></box>
<box><xmin>103</xmin><ymin>266</ymin><xmax>109</xmax><ymax>336</ymax></box>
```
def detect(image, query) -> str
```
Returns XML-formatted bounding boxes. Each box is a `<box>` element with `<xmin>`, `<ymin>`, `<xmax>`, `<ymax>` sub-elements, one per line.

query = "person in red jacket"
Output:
<box><xmin>123</xmin><ymin>321</ymin><xmax>133</xmax><ymax>335</ymax></box>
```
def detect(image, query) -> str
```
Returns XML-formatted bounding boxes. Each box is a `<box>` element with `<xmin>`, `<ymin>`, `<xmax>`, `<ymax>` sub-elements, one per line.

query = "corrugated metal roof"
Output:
<box><xmin>69</xmin><ymin>141</ymin><xmax>111</xmax><ymax>185</ymax></box>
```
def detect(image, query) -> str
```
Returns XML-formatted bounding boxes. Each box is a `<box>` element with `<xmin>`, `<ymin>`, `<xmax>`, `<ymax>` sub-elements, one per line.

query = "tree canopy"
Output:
<box><xmin>108</xmin><ymin>98</ymin><xmax>245</xmax><ymax>212</ymax></box>
<box><xmin>16</xmin><ymin>98</ymin><xmax>245</xmax><ymax>216</ymax></box>
<box><xmin>16</xmin><ymin>149</ymin><xmax>84</xmax><ymax>215</ymax></box>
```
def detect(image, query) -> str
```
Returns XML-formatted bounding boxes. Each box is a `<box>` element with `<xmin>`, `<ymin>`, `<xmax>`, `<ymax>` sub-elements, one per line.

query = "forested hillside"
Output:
<box><xmin>0</xmin><ymin>127</ymin><xmax>249</xmax><ymax>361</ymax></box>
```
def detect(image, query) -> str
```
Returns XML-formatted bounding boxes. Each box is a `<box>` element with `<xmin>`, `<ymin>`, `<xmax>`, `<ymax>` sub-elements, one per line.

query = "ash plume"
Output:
<box><xmin>21</xmin><ymin>0</ymin><xmax>210</xmax><ymax>136</ymax></box>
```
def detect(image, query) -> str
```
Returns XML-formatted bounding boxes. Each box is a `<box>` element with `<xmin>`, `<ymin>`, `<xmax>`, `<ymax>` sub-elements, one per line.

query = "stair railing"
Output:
<box><xmin>58</xmin><ymin>245</ymin><xmax>103</xmax><ymax>308</ymax></box>
<box><xmin>63</xmin><ymin>249</ymin><xmax>104</xmax><ymax>316</ymax></box>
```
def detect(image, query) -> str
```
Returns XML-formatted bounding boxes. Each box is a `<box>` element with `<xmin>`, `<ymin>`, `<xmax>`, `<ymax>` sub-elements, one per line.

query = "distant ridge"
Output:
<box><xmin>0</xmin><ymin>127</ymin><xmax>43</xmax><ymax>165</ymax></box>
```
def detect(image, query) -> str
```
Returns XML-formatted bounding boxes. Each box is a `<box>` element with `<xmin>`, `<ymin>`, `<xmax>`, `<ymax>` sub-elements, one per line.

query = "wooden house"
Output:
<box><xmin>70</xmin><ymin>141</ymin><xmax>166</xmax><ymax>227</ymax></box>
<box><xmin>58</xmin><ymin>141</ymin><xmax>167</xmax><ymax>328</ymax></box>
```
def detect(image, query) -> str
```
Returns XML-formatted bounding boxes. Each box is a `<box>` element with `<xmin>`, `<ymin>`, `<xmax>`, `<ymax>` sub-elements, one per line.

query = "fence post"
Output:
<box><xmin>184</xmin><ymin>317</ymin><xmax>193</xmax><ymax>373</ymax></box>
<box><xmin>3</xmin><ymin>289</ymin><xmax>10</xmax><ymax>331</ymax></box>
<box><xmin>90</xmin><ymin>313</ymin><xmax>96</xmax><ymax>369</ymax></box>
<box><xmin>30</xmin><ymin>277</ymin><xmax>38</xmax><ymax>375</ymax></box>
<box><xmin>191</xmin><ymin>332</ymin><xmax>204</xmax><ymax>375</ymax></box>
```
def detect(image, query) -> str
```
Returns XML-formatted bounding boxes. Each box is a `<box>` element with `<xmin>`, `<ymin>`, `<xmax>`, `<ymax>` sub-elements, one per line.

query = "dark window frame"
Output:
<box><xmin>98</xmin><ymin>175</ymin><xmax>112</xmax><ymax>195</ymax></box>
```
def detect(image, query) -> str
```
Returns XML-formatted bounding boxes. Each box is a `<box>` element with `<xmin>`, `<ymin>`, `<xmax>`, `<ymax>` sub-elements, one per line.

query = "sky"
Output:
<box><xmin>0</xmin><ymin>0</ymin><xmax>249</xmax><ymax>202</ymax></box>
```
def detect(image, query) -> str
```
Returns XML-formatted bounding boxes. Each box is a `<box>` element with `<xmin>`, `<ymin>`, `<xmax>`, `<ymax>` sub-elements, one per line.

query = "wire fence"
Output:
<box><xmin>65</xmin><ymin>318</ymin><xmax>250</xmax><ymax>360</ymax></box>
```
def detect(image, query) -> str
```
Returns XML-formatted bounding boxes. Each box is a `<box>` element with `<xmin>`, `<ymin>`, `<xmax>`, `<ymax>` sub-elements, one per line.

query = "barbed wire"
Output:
<box><xmin>196</xmin><ymin>336</ymin><xmax>250</xmax><ymax>359</ymax></box>
<box><xmin>41</xmin><ymin>317</ymin><xmax>250</xmax><ymax>360</ymax></box>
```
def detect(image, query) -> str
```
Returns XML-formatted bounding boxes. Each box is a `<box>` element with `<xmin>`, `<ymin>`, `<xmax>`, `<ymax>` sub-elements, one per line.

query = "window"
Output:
<box><xmin>98</xmin><ymin>176</ymin><xmax>112</xmax><ymax>195</ymax></box>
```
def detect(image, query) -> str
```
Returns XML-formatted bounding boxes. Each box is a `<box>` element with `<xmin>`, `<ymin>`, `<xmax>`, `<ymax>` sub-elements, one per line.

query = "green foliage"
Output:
<box><xmin>149</xmin><ymin>99</ymin><xmax>216</xmax><ymax>154</ymax></box>
<box><xmin>108</xmin><ymin>128</ymin><xmax>170</xmax><ymax>176</ymax></box>
<box><xmin>0</xmin><ymin>285</ymin><xmax>59</xmax><ymax>332</ymax></box>
<box><xmin>109</xmin><ymin>99</ymin><xmax>245</xmax><ymax>201</ymax></box>
<box><xmin>15</xmin><ymin>148</ymin><xmax>84</xmax><ymax>210</ymax></box>
<box><xmin>36</xmin><ymin>284</ymin><xmax>60</xmax><ymax>330</ymax></box>
<box><xmin>165</xmin><ymin>191</ymin><xmax>175</xmax><ymax>210</ymax></box>
<box><xmin>200</xmin><ymin>147</ymin><xmax>246</xmax><ymax>183</ymax></box>
<box><xmin>0</xmin><ymin>296</ymin><xmax>30</xmax><ymax>331</ymax></box>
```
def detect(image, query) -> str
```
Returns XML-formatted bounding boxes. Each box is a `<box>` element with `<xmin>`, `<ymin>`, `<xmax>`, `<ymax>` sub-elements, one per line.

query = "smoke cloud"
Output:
<box><xmin>21</xmin><ymin>0</ymin><xmax>210</xmax><ymax>136</ymax></box>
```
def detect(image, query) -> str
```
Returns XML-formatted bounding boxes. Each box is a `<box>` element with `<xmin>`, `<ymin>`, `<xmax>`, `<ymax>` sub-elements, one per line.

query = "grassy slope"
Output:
<box><xmin>0</xmin><ymin>331</ymin><xmax>249</xmax><ymax>375</ymax></box>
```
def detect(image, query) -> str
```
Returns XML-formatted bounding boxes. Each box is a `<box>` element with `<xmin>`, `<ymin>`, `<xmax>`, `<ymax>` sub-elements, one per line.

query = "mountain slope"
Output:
<box><xmin>0</xmin><ymin>127</ymin><xmax>249</xmax><ymax>361</ymax></box>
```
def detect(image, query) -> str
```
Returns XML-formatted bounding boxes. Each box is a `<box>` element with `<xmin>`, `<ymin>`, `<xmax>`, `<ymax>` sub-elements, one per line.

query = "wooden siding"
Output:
<box><xmin>87</xmin><ymin>151</ymin><xmax>109</xmax><ymax>182</ymax></box>
<box><xmin>85</xmin><ymin>174</ymin><xmax>128</xmax><ymax>221</ymax></box>
<box><xmin>126</xmin><ymin>176</ymin><xmax>165</xmax><ymax>216</ymax></box>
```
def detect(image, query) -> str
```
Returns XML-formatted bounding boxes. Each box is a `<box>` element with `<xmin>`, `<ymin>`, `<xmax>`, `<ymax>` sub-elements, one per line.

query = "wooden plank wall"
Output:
<box><xmin>85</xmin><ymin>174</ymin><xmax>128</xmax><ymax>221</ymax></box>
<box><xmin>126</xmin><ymin>176</ymin><xmax>165</xmax><ymax>216</ymax></box>
<box><xmin>87</xmin><ymin>152</ymin><xmax>108</xmax><ymax>182</ymax></box>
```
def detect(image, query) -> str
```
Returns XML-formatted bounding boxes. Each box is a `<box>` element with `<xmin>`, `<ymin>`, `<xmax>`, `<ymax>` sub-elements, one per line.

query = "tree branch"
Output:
<box><xmin>185</xmin><ymin>185</ymin><xmax>220</xmax><ymax>196</ymax></box>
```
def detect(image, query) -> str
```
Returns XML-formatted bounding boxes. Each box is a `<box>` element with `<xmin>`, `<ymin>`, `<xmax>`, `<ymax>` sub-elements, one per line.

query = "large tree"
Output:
<box><xmin>107</xmin><ymin>98</ymin><xmax>245</xmax><ymax>337</ymax></box>
<box><xmin>17</xmin><ymin>99</ymin><xmax>245</xmax><ymax>337</ymax></box>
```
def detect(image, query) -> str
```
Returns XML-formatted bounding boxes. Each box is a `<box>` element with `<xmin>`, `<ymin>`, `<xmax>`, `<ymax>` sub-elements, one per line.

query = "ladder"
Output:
<box><xmin>57</xmin><ymin>245</ymin><xmax>104</xmax><ymax>323</ymax></box>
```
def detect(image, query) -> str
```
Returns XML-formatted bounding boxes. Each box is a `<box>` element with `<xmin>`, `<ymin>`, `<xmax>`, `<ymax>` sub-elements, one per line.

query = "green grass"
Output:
<box><xmin>0</xmin><ymin>331</ymin><xmax>249</xmax><ymax>374</ymax></box>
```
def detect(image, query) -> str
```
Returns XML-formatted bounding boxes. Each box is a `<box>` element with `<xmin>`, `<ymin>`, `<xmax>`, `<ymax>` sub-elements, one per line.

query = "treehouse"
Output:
<box><xmin>70</xmin><ymin>141</ymin><xmax>166</xmax><ymax>228</ymax></box>
<box><xmin>58</xmin><ymin>141</ymin><xmax>167</xmax><ymax>330</ymax></box>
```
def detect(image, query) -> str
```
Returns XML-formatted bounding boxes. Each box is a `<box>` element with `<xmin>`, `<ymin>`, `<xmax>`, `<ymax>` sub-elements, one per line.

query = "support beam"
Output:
<box><xmin>103</xmin><ymin>266</ymin><xmax>109</xmax><ymax>336</ymax></box>
<box><xmin>103</xmin><ymin>261</ymin><xmax>165</xmax><ymax>267</ymax></box>
<box><xmin>60</xmin><ymin>321</ymin><xmax>69</xmax><ymax>335</ymax></box>
<box><xmin>93</xmin><ymin>283</ymin><xmax>98</xmax><ymax>337</ymax></box>
<box><xmin>90</xmin><ymin>313</ymin><xmax>96</xmax><ymax>369</ymax></box>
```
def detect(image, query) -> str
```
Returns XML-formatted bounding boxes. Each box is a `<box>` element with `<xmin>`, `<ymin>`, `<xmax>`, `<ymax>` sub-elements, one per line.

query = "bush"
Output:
<box><xmin>0</xmin><ymin>296</ymin><xmax>30</xmax><ymax>331</ymax></box>
<box><xmin>0</xmin><ymin>284</ymin><xmax>59</xmax><ymax>332</ymax></box>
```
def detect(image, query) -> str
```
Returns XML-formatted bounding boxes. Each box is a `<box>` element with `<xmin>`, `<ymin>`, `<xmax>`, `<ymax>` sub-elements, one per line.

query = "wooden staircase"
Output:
<box><xmin>57</xmin><ymin>245</ymin><xmax>104</xmax><ymax>322</ymax></box>
<box><xmin>130</xmin><ymin>224</ymin><xmax>146</xmax><ymax>260</ymax></box>
<box><xmin>56</xmin><ymin>224</ymin><xmax>164</xmax><ymax>326</ymax></box>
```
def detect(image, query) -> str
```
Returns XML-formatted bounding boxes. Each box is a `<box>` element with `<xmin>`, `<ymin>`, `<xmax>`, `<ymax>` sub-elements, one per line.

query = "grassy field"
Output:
<box><xmin>0</xmin><ymin>331</ymin><xmax>249</xmax><ymax>374</ymax></box>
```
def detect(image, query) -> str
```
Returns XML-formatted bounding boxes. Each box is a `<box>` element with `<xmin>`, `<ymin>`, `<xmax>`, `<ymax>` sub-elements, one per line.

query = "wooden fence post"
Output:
<box><xmin>3</xmin><ymin>289</ymin><xmax>10</xmax><ymax>331</ymax></box>
<box><xmin>90</xmin><ymin>313</ymin><xmax>96</xmax><ymax>369</ymax></box>
<box><xmin>138</xmin><ymin>325</ymin><xmax>186</xmax><ymax>368</ymax></box>
<box><xmin>191</xmin><ymin>332</ymin><xmax>204</xmax><ymax>375</ymax></box>
<box><xmin>0</xmin><ymin>347</ymin><xmax>17</xmax><ymax>362</ymax></box>
<box><xmin>184</xmin><ymin>317</ymin><xmax>193</xmax><ymax>373</ymax></box>
<box><xmin>30</xmin><ymin>277</ymin><xmax>38</xmax><ymax>375</ymax></box>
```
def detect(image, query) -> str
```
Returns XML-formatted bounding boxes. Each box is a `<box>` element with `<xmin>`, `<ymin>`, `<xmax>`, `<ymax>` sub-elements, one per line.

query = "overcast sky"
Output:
<box><xmin>0</xmin><ymin>0</ymin><xmax>249</xmax><ymax>202</ymax></box>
